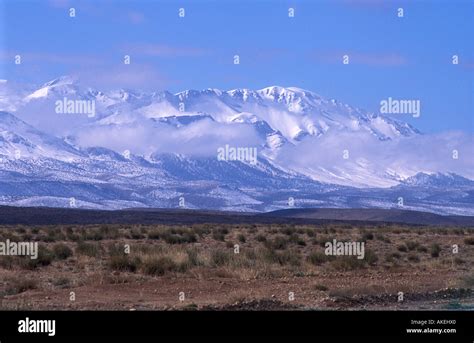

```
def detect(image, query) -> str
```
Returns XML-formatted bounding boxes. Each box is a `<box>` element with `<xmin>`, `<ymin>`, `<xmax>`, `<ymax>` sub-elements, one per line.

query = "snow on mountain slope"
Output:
<box><xmin>24</xmin><ymin>76</ymin><xmax>79</xmax><ymax>101</ymax></box>
<box><xmin>0</xmin><ymin>111</ymin><xmax>82</xmax><ymax>160</ymax></box>
<box><xmin>2</xmin><ymin>76</ymin><xmax>472</xmax><ymax>196</ymax></box>
<box><xmin>175</xmin><ymin>85</ymin><xmax>419</xmax><ymax>145</ymax></box>
<box><xmin>230</xmin><ymin>113</ymin><xmax>289</xmax><ymax>154</ymax></box>
<box><xmin>19</xmin><ymin>77</ymin><xmax>419</xmax><ymax>142</ymax></box>
<box><xmin>400</xmin><ymin>172</ymin><xmax>474</xmax><ymax>189</ymax></box>
<box><xmin>0</xmin><ymin>111</ymin><xmax>326</xmax><ymax>211</ymax></box>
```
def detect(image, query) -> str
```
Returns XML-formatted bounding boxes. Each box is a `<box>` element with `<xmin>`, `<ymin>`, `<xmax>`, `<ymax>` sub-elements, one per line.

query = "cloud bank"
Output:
<box><xmin>276</xmin><ymin>129</ymin><xmax>474</xmax><ymax>185</ymax></box>
<box><xmin>74</xmin><ymin>118</ymin><xmax>263</xmax><ymax>158</ymax></box>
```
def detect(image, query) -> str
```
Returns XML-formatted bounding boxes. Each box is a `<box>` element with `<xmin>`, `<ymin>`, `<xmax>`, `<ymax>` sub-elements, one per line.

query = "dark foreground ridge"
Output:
<box><xmin>264</xmin><ymin>208</ymin><xmax>474</xmax><ymax>226</ymax></box>
<box><xmin>0</xmin><ymin>205</ymin><xmax>473</xmax><ymax>226</ymax></box>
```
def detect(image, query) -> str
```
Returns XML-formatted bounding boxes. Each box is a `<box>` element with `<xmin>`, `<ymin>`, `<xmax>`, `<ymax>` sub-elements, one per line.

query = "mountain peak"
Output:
<box><xmin>255</xmin><ymin>86</ymin><xmax>325</xmax><ymax>108</ymax></box>
<box><xmin>257</xmin><ymin>85</ymin><xmax>320</xmax><ymax>98</ymax></box>
<box><xmin>26</xmin><ymin>75</ymin><xmax>78</xmax><ymax>101</ymax></box>
<box><xmin>173</xmin><ymin>86</ymin><xmax>322</xmax><ymax>101</ymax></box>
<box><xmin>402</xmin><ymin>172</ymin><xmax>474</xmax><ymax>188</ymax></box>
<box><xmin>42</xmin><ymin>75</ymin><xmax>77</xmax><ymax>88</ymax></box>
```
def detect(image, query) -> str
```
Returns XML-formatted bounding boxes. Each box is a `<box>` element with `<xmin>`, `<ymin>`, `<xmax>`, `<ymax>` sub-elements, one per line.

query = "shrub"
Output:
<box><xmin>108</xmin><ymin>255</ymin><xmax>141</xmax><ymax>272</ymax></box>
<box><xmin>408</xmin><ymin>254</ymin><xmax>421</xmax><ymax>262</ymax></box>
<box><xmin>289</xmin><ymin>234</ymin><xmax>306</xmax><ymax>246</ymax></box>
<box><xmin>464</xmin><ymin>237</ymin><xmax>474</xmax><ymax>245</ymax></box>
<box><xmin>141</xmin><ymin>256</ymin><xmax>178</xmax><ymax>276</ymax></box>
<box><xmin>211</xmin><ymin>250</ymin><xmax>232</xmax><ymax>267</ymax></box>
<box><xmin>107</xmin><ymin>243</ymin><xmax>125</xmax><ymax>256</ymax></box>
<box><xmin>5</xmin><ymin>278</ymin><xmax>37</xmax><ymax>295</ymax></box>
<box><xmin>0</xmin><ymin>256</ymin><xmax>15</xmax><ymax>269</ymax></box>
<box><xmin>162</xmin><ymin>233</ymin><xmax>197</xmax><ymax>244</ymax></box>
<box><xmin>406</xmin><ymin>241</ymin><xmax>420</xmax><ymax>251</ymax></box>
<box><xmin>218</xmin><ymin>228</ymin><xmax>229</xmax><ymax>235</ymax></box>
<box><xmin>430</xmin><ymin>243</ymin><xmax>441</xmax><ymax>258</ymax></box>
<box><xmin>148</xmin><ymin>230</ymin><xmax>162</xmax><ymax>240</ymax></box>
<box><xmin>375</xmin><ymin>234</ymin><xmax>390</xmax><ymax>243</ymax></box>
<box><xmin>39</xmin><ymin>230</ymin><xmax>60</xmax><ymax>242</ymax></box>
<box><xmin>331</xmin><ymin>256</ymin><xmax>365</xmax><ymax>271</ymax></box>
<box><xmin>307</xmin><ymin>252</ymin><xmax>332</xmax><ymax>265</ymax></box>
<box><xmin>21</xmin><ymin>233</ymin><xmax>32</xmax><ymax>241</ymax></box>
<box><xmin>361</xmin><ymin>232</ymin><xmax>374</xmax><ymax>241</ymax></box>
<box><xmin>256</xmin><ymin>234</ymin><xmax>267</xmax><ymax>242</ymax></box>
<box><xmin>66</xmin><ymin>232</ymin><xmax>81</xmax><ymax>242</ymax></box>
<box><xmin>130</xmin><ymin>229</ymin><xmax>144</xmax><ymax>239</ymax></box>
<box><xmin>237</xmin><ymin>234</ymin><xmax>246</xmax><ymax>243</ymax></box>
<box><xmin>385</xmin><ymin>252</ymin><xmax>401</xmax><ymax>263</ymax></box>
<box><xmin>364</xmin><ymin>249</ymin><xmax>378</xmax><ymax>266</ymax></box>
<box><xmin>212</xmin><ymin>231</ymin><xmax>226</xmax><ymax>242</ymax></box>
<box><xmin>265</xmin><ymin>236</ymin><xmax>288</xmax><ymax>250</ymax></box>
<box><xmin>53</xmin><ymin>243</ymin><xmax>73</xmax><ymax>260</ymax></box>
<box><xmin>397</xmin><ymin>244</ymin><xmax>408</xmax><ymax>252</ymax></box>
<box><xmin>52</xmin><ymin>277</ymin><xmax>71</xmax><ymax>288</ymax></box>
<box><xmin>263</xmin><ymin>249</ymin><xmax>301</xmax><ymax>266</ymax></box>
<box><xmin>76</xmin><ymin>241</ymin><xmax>100</xmax><ymax>257</ymax></box>
<box><xmin>20</xmin><ymin>246</ymin><xmax>54</xmax><ymax>269</ymax></box>
<box><xmin>296</xmin><ymin>239</ymin><xmax>307</xmax><ymax>246</ymax></box>
<box><xmin>185</xmin><ymin>248</ymin><xmax>201</xmax><ymax>267</ymax></box>
<box><xmin>98</xmin><ymin>225</ymin><xmax>119</xmax><ymax>239</ymax></box>
<box><xmin>82</xmin><ymin>229</ymin><xmax>104</xmax><ymax>241</ymax></box>
<box><xmin>391</xmin><ymin>252</ymin><xmax>401</xmax><ymax>259</ymax></box>
<box><xmin>417</xmin><ymin>245</ymin><xmax>428</xmax><ymax>253</ymax></box>
<box><xmin>314</xmin><ymin>284</ymin><xmax>328</xmax><ymax>291</ymax></box>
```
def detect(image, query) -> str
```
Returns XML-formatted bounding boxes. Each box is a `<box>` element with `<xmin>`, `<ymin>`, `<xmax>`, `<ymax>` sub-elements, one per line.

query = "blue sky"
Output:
<box><xmin>0</xmin><ymin>0</ymin><xmax>473</xmax><ymax>133</ymax></box>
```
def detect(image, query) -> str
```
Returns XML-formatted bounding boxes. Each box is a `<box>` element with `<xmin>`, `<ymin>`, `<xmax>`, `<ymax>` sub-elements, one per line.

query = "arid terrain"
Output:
<box><xmin>1</xmin><ymin>221</ymin><xmax>474</xmax><ymax>310</ymax></box>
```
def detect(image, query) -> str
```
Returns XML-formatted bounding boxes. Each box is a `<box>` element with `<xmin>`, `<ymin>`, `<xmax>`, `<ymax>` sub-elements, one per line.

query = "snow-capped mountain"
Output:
<box><xmin>19</xmin><ymin>77</ymin><xmax>420</xmax><ymax>142</ymax></box>
<box><xmin>169</xmin><ymin>85</ymin><xmax>420</xmax><ymax>142</ymax></box>
<box><xmin>401</xmin><ymin>172</ymin><xmax>474</xmax><ymax>189</ymax></box>
<box><xmin>0</xmin><ymin>111</ymin><xmax>81</xmax><ymax>160</ymax></box>
<box><xmin>0</xmin><ymin>76</ymin><xmax>472</xmax><ymax>214</ymax></box>
<box><xmin>24</xmin><ymin>75</ymin><xmax>80</xmax><ymax>101</ymax></box>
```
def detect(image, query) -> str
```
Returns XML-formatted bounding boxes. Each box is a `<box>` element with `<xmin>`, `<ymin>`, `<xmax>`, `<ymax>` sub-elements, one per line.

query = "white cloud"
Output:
<box><xmin>74</xmin><ymin>118</ymin><xmax>263</xmax><ymax>157</ymax></box>
<box><xmin>276</xmin><ymin>129</ymin><xmax>474</xmax><ymax>185</ymax></box>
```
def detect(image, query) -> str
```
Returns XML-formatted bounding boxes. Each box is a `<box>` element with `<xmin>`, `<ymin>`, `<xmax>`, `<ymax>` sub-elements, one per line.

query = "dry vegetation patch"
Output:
<box><xmin>0</xmin><ymin>223</ymin><xmax>473</xmax><ymax>310</ymax></box>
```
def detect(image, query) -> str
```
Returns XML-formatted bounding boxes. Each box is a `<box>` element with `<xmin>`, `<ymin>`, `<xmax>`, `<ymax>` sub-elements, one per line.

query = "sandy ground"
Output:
<box><xmin>1</xmin><ymin>224</ymin><xmax>473</xmax><ymax>310</ymax></box>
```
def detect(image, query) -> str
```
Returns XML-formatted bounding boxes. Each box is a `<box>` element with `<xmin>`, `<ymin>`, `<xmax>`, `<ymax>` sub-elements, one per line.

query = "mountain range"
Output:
<box><xmin>0</xmin><ymin>76</ymin><xmax>472</xmax><ymax>215</ymax></box>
